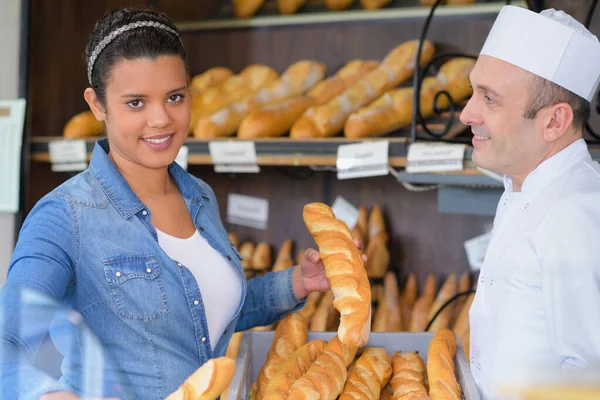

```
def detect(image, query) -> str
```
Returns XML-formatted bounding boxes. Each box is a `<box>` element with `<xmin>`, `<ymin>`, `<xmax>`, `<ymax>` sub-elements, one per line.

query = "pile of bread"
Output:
<box><xmin>233</xmin><ymin>0</ymin><xmax>477</xmax><ymax>18</ymax></box>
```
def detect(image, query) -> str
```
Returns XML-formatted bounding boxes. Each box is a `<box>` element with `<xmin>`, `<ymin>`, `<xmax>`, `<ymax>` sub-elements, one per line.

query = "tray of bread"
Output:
<box><xmin>226</xmin><ymin>327</ymin><xmax>480</xmax><ymax>400</ymax></box>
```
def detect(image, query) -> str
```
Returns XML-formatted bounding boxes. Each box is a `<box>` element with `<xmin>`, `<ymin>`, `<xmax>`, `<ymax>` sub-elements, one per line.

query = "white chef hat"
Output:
<box><xmin>480</xmin><ymin>6</ymin><xmax>600</xmax><ymax>102</ymax></box>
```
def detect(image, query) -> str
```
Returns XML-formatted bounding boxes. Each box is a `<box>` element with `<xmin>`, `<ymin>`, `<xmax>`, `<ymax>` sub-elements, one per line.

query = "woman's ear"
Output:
<box><xmin>84</xmin><ymin>88</ymin><xmax>106</xmax><ymax>122</ymax></box>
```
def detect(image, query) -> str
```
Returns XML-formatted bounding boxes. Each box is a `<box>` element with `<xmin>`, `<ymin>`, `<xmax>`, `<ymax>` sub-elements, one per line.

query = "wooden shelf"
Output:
<box><xmin>176</xmin><ymin>1</ymin><xmax>526</xmax><ymax>32</ymax></box>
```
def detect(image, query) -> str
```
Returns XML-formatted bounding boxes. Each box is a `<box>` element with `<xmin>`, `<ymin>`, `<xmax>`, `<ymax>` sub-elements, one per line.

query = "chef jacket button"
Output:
<box><xmin>490</xmin><ymin>279</ymin><xmax>494</xmax><ymax>286</ymax></box>
<box><xmin>478</xmin><ymin>363</ymin><xmax>481</xmax><ymax>370</ymax></box>
<box><xmin>480</xmin><ymin>276</ymin><xmax>484</xmax><ymax>284</ymax></box>
<box><xmin>470</xmin><ymin>357</ymin><xmax>474</xmax><ymax>364</ymax></box>
<box><xmin>194</xmin><ymin>300</ymin><xmax>200</xmax><ymax>305</ymax></box>
<box><xmin>201</xmin><ymin>337</ymin><xmax>207</xmax><ymax>342</ymax></box>
<box><xmin>524</xmin><ymin>202</ymin><xmax>530</xmax><ymax>209</ymax></box>
<box><xmin>142</xmin><ymin>210</ymin><xmax>148</xmax><ymax>216</ymax></box>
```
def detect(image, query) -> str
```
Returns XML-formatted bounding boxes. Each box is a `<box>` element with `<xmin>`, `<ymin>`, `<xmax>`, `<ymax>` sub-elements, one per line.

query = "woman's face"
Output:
<box><xmin>96</xmin><ymin>55</ymin><xmax>190</xmax><ymax>170</ymax></box>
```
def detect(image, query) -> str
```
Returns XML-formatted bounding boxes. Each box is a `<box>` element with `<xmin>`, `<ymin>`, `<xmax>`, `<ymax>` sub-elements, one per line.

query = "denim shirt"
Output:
<box><xmin>2</xmin><ymin>139</ymin><xmax>305</xmax><ymax>400</ymax></box>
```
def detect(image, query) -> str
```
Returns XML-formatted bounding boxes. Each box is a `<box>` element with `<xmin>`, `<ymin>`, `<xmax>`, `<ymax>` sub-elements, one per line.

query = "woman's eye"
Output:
<box><xmin>168</xmin><ymin>94</ymin><xmax>184</xmax><ymax>103</ymax></box>
<box><xmin>127</xmin><ymin>100</ymin><xmax>144</xmax><ymax>108</ymax></box>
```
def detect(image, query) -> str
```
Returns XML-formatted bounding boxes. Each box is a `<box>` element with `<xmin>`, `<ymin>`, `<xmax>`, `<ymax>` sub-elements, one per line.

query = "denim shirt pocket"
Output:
<box><xmin>102</xmin><ymin>254</ymin><xmax>170</xmax><ymax>322</ymax></box>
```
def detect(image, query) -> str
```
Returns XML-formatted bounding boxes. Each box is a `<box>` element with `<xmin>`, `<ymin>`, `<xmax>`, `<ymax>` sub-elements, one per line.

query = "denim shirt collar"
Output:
<box><xmin>88</xmin><ymin>138</ymin><xmax>209</xmax><ymax>220</ymax></box>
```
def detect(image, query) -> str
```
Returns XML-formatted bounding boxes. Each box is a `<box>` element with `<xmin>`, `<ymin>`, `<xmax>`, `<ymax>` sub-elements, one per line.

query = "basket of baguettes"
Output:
<box><xmin>63</xmin><ymin>39</ymin><xmax>475</xmax><ymax>140</ymax></box>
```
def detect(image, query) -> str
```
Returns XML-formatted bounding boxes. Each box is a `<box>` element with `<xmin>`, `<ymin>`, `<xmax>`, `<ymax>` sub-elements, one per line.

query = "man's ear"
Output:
<box><xmin>84</xmin><ymin>88</ymin><xmax>106</xmax><ymax>122</ymax></box>
<box><xmin>539</xmin><ymin>103</ymin><xmax>574</xmax><ymax>143</ymax></box>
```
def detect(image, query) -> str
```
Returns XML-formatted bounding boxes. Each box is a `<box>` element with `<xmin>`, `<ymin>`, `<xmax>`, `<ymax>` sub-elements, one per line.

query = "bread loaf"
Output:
<box><xmin>287</xmin><ymin>335</ymin><xmax>358</xmax><ymax>400</ymax></box>
<box><xmin>263</xmin><ymin>340</ymin><xmax>328</xmax><ymax>400</ymax></box>
<box><xmin>423</xmin><ymin>273</ymin><xmax>437</xmax><ymax>299</ymax></box>
<box><xmin>427</xmin><ymin>329</ymin><xmax>461</xmax><ymax>400</ymax></box>
<box><xmin>278</xmin><ymin>0</ymin><xmax>308</xmax><ymax>14</ymax></box>
<box><xmin>310</xmin><ymin>290</ymin><xmax>336</xmax><ymax>331</ymax></box>
<box><xmin>450</xmin><ymin>272</ymin><xmax>471</xmax><ymax>328</ymax></box>
<box><xmin>165</xmin><ymin>357</ymin><xmax>236</xmax><ymax>400</ymax></box>
<box><xmin>255</xmin><ymin>313</ymin><xmax>308</xmax><ymax>400</ymax></box>
<box><xmin>303</xmin><ymin>202</ymin><xmax>372</xmax><ymax>347</ymax></box>
<box><xmin>252</xmin><ymin>242</ymin><xmax>272</xmax><ymax>271</ymax></box>
<box><xmin>63</xmin><ymin>111</ymin><xmax>104</xmax><ymax>138</ymax></box>
<box><xmin>401</xmin><ymin>273</ymin><xmax>418</xmax><ymax>330</ymax></box>
<box><xmin>234</xmin><ymin>0</ymin><xmax>264</xmax><ymax>18</ymax></box>
<box><xmin>298</xmin><ymin>291</ymin><xmax>323</xmax><ymax>321</ymax></box>
<box><xmin>339</xmin><ymin>348</ymin><xmax>392</xmax><ymax>400</ymax></box>
<box><xmin>360</xmin><ymin>0</ymin><xmax>391</xmax><ymax>10</ymax></box>
<box><xmin>390</xmin><ymin>351</ymin><xmax>429</xmax><ymax>400</ymax></box>
<box><xmin>452</xmin><ymin>292</ymin><xmax>474</xmax><ymax>361</ymax></box>
<box><xmin>272</xmin><ymin>239</ymin><xmax>295</xmax><ymax>272</ymax></box>
<box><xmin>190</xmin><ymin>67</ymin><xmax>234</xmax><ymax>96</ymax></box>
<box><xmin>308</xmin><ymin>60</ymin><xmax>380</xmax><ymax>105</ymax></box>
<box><xmin>325</xmin><ymin>0</ymin><xmax>355</xmax><ymax>10</ymax></box>
<box><xmin>427</xmin><ymin>274</ymin><xmax>457</xmax><ymax>332</ymax></box>
<box><xmin>239</xmin><ymin>242</ymin><xmax>255</xmax><ymax>271</ymax></box>
<box><xmin>409</xmin><ymin>295</ymin><xmax>434</xmax><ymax>332</ymax></box>
<box><xmin>383</xmin><ymin>272</ymin><xmax>403</xmax><ymax>331</ymax></box>
<box><xmin>227</xmin><ymin>233</ymin><xmax>240</xmax><ymax>249</ymax></box>
<box><xmin>292</xmin><ymin>40</ymin><xmax>435</xmax><ymax>138</ymax></box>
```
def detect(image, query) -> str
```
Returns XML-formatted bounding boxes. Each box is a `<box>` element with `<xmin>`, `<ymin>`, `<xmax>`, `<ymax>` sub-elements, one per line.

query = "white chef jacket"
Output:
<box><xmin>469</xmin><ymin>139</ymin><xmax>600</xmax><ymax>399</ymax></box>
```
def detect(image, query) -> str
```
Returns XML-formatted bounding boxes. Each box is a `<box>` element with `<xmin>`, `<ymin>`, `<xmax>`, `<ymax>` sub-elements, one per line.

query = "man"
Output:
<box><xmin>459</xmin><ymin>5</ymin><xmax>600</xmax><ymax>399</ymax></box>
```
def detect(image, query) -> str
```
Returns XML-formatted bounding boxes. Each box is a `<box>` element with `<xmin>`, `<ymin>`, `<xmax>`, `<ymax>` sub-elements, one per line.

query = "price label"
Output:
<box><xmin>336</xmin><ymin>141</ymin><xmax>389</xmax><ymax>180</ymax></box>
<box><xmin>175</xmin><ymin>145</ymin><xmax>189</xmax><ymax>170</ymax></box>
<box><xmin>209</xmin><ymin>141</ymin><xmax>260</xmax><ymax>173</ymax></box>
<box><xmin>227</xmin><ymin>194</ymin><xmax>269</xmax><ymax>230</ymax></box>
<box><xmin>464</xmin><ymin>230</ymin><xmax>492</xmax><ymax>271</ymax></box>
<box><xmin>331</xmin><ymin>196</ymin><xmax>359</xmax><ymax>230</ymax></box>
<box><xmin>49</xmin><ymin>139</ymin><xmax>88</xmax><ymax>172</ymax></box>
<box><xmin>406</xmin><ymin>142</ymin><xmax>466</xmax><ymax>173</ymax></box>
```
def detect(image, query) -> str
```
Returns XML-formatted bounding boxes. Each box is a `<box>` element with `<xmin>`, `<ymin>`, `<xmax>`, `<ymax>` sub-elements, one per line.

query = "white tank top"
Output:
<box><xmin>155</xmin><ymin>227</ymin><xmax>242</xmax><ymax>351</ymax></box>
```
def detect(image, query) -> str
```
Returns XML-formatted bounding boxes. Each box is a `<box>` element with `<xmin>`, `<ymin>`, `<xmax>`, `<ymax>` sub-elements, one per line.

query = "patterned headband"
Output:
<box><xmin>87</xmin><ymin>20</ymin><xmax>181</xmax><ymax>85</ymax></box>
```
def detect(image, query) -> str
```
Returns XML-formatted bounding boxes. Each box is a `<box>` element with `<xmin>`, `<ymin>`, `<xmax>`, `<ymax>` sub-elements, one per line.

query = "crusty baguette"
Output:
<box><xmin>239</xmin><ymin>242</ymin><xmax>255</xmax><ymax>271</ymax></box>
<box><xmin>427</xmin><ymin>274</ymin><xmax>457</xmax><ymax>333</ymax></box>
<box><xmin>292</xmin><ymin>40</ymin><xmax>435</xmax><ymax>138</ymax></box>
<box><xmin>255</xmin><ymin>313</ymin><xmax>308</xmax><ymax>400</ymax></box>
<box><xmin>450</xmin><ymin>272</ymin><xmax>471</xmax><ymax>328</ymax></box>
<box><xmin>234</xmin><ymin>0</ymin><xmax>265</xmax><ymax>18</ymax></box>
<box><xmin>368</xmin><ymin>204</ymin><xmax>386</xmax><ymax>238</ymax></box>
<box><xmin>381</xmin><ymin>385</ymin><xmax>394</xmax><ymax>400</ymax></box>
<box><xmin>339</xmin><ymin>348</ymin><xmax>392</xmax><ymax>400</ymax></box>
<box><xmin>307</xmin><ymin>60</ymin><xmax>380</xmax><ymax>105</ymax></box>
<box><xmin>310</xmin><ymin>290</ymin><xmax>336</xmax><ymax>331</ymax></box>
<box><xmin>427</xmin><ymin>329</ymin><xmax>461</xmax><ymax>400</ymax></box>
<box><xmin>364</xmin><ymin>232</ymin><xmax>390</xmax><ymax>279</ymax></box>
<box><xmin>360</xmin><ymin>0</ymin><xmax>391</xmax><ymax>10</ymax></box>
<box><xmin>195</xmin><ymin>61</ymin><xmax>325</xmax><ymax>138</ymax></box>
<box><xmin>278</xmin><ymin>0</ymin><xmax>308</xmax><ymax>14</ymax></box>
<box><xmin>409</xmin><ymin>295</ymin><xmax>434</xmax><ymax>332</ymax></box>
<box><xmin>303</xmin><ymin>202</ymin><xmax>372</xmax><ymax>347</ymax></box>
<box><xmin>452</xmin><ymin>292</ymin><xmax>474</xmax><ymax>361</ymax></box>
<box><xmin>390</xmin><ymin>351</ymin><xmax>429</xmax><ymax>400</ymax></box>
<box><xmin>423</xmin><ymin>273</ymin><xmax>437</xmax><ymax>299</ymax></box>
<box><xmin>263</xmin><ymin>340</ymin><xmax>328</xmax><ymax>400</ymax></box>
<box><xmin>383</xmin><ymin>272</ymin><xmax>403</xmax><ymax>332</ymax></box>
<box><xmin>436</xmin><ymin>58</ymin><xmax>475</xmax><ymax>102</ymax></box>
<box><xmin>252</xmin><ymin>242</ymin><xmax>272</xmax><ymax>271</ymax></box>
<box><xmin>190</xmin><ymin>67</ymin><xmax>234</xmax><ymax>96</ymax></box>
<box><xmin>63</xmin><ymin>111</ymin><xmax>104</xmax><ymax>138</ymax></box>
<box><xmin>299</xmin><ymin>291</ymin><xmax>323</xmax><ymax>321</ymax></box>
<box><xmin>165</xmin><ymin>357</ymin><xmax>236</xmax><ymax>400</ymax></box>
<box><xmin>372</xmin><ymin>284</ymin><xmax>387</xmax><ymax>332</ymax></box>
<box><xmin>401</xmin><ymin>273</ymin><xmax>418</xmax><ymax>330</ymax></box>
<box><xmin>287</xmin><ymin>335</ymin><xmax>358</xmax><ymax>400</ymax></box>
<box><xmin>325</xmin><ymin>0</ymin><xmax>355</xmax><ymax>10</ymax></box>
<box><xmin>272</xmin><ymin>239</ymin><xmax>295</xmax><ymax>272</ymax></box>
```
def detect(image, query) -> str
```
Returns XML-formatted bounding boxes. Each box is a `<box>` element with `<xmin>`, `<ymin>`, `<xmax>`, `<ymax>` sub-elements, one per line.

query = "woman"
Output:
<box><xmin>1</xmin><ymin>7</ymin><xmax>363</xmax><ymax>400</ymax></box>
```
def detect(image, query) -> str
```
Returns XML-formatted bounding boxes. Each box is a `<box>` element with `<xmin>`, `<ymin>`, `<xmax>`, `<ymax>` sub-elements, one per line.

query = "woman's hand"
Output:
<box><xmin>291</xmin><ymin>238</ymin><xmax>367</xmax><ymax>300</ymax></box>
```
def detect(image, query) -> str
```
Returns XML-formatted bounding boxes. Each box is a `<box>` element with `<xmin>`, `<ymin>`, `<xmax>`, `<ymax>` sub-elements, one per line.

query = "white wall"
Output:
<box><xmin>0</xmin><ymin>0</ymin><xmax>23</xmax><ymax>284</ymax></box>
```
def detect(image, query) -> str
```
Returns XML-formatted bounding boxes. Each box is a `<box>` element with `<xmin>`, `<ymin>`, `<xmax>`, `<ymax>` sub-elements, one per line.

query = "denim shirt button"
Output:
<box><xmin>193</xmin><ymin>300</ymin><xmax>199</xmax><ymax>305</ymax></box>
<box><xmin>177</xmin><ymin>263</ymin><xmax>182</xmax><ymax>267</ymax></box>
<box><xmin>146</xmin><ymin>268</ymin><xmax>152</xmax><ymax>273</ymax></box>
<box><xmin>142</xmin><ymin>210</ymin><xmax>148</xmax><ymax>216</ymax></box>
<box><xmin>227</xmin><ymin>256</ymin><xmax>232</xmax><ymax>261</ymax></box>
<box><xmin>201</xmin><ymin>337</ymin><xmax>206</xmax><ymax>342</ymax></box>
<box><xmin>115</xmin><ymin>271</ymin><xmax>121</xmax><ymax>277</ymax></box>
<box><xmin>199</xmin><ymin>226</ymin><xmax>205</xmax><ymax>232</ymax></box>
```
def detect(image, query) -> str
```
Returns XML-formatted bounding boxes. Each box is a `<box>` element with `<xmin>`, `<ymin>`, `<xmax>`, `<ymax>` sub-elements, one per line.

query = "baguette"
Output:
<box><xmin>195</xmin><ymin>61</ymin><xmax>325</xmax><ymax>138</ymax></box>
<box><xmin>165</xmin><ymin>357</ymin><xmax>236</xmax><ymax>400</ymax></box>
<box><xmin>427</xmin><ymin>274</ymin><xmax>457</xmax><ymax>333</ymax></box>
<box><xmin>368</xmin><ymin>204</ymin><xmax>386</xmax><ymax>238</ymax></box>
<box><xmin>252</xmin><ymin>242</ymin><xmax>272</xmax><ymax>271</ymax></box>
<box><xmin>390</xmin><ymin>352</ymin><xmax>429</xmax><ymax>400</ymax></box>
<box><xmin>190</xmin><ymin>67</ymin><xmax>234</xmax><ymax>96</ymax></box>
<box><xmin>450</xmin><ymin>272</ymin><xmax>471</xmax><ymax>328</ymax></box>
<box><xmin>299</xmin><ymin>291</ymin><xmax>323</xmax><ymax>321</ymax></box>
<box><xmin>339</xmin><ymin>348</ymin><xmax>392</xmax><ymax>400</ymax></box>
<box><xmin>401</xmin><ymin>273</ymin><xmax>418</xmax><ymax>331</ymax></box>
<box><xmin>303</xmin><ymin>202</ymin><xmax>372</xmax><ymax>347</ymax></box>
<box><xmin>372</xmin><ymin>284</ymin><xmax>387</xmax><ymax>332</ymax></box>
<box><xmin>287</xmin><ymin>335</ymin><xmax>358</xmax><ymax>400</ymax></box>
<box><xmin>364</xmin><ymin>232</ymin><xmax>390</xmax><ymax>279</ymax></box>
<box><xmin>423</xmin><ymin>273</ymin><xmax>437</xmax><ymax>299</ymax></box>
<box><xmin>293</xmin><ymin>40</ymin><xmax>435</xmax><ymax>138</ymax></box>
<box><xmin>255</xmin><ymin>312</ymin><xmax>308</xmax><ymax>400</ymax></box>
<box><xmin>427</xmin><ymin>329</ymin><xmax>461</xmax><ymax>400</ymax></box>
<box><xmin>239</xmin><ymin>242</ymin><xmax>255</xmax><ymax>271</ymax></box>
<box><xmin>360</xmin><ymin>0</ymin><xmax>391</xmax><ymax>10</ymax></box>
<box><xmin>436</xmin><ymin>57</ymin><xmax>475</xmax><ymax>102</ymax></box>
<box><xmin>63</xmin><ymin>111</ymin><xmax>104</xmax><ymax>138</ymax></box>
<box><xmin>234</xmin><ymin>0</ymin><xmax>264</xmax><ymax>18</ymax></box>
<box><xmin>227</xmin><ymin>233</ymin><xmax>240</xmax><ymax>249</ymax></box>
<box><xmin>263</xmin><ymin>340</ymin><xmax>328</xmax><ymax>400</ymax></box>
<box><xmin>307</xmin><ymin>60</ymin><xmax>380</xmax><ymax>105</ymax></box>
<box><xmin>325</xmin><ymin>0</ymin><xmax>355</xmax><ymax>10</ymax></box>
<box><xmin>383</xmin><ymin>272</ymin><xmax>403</xmax><ymax>332</ymax></box>
<box><xmin>452</xmin><ymin>292</ymin><xmax>474</xmax><ymax>361</ymax></box>
<box><xmin>272</xmin><ymin>239</ymin><xmax>295</xmax><ymax>272</ymax></box>
<box><xmin>278</xmin><ymin>0</ymin><xmax>308</xmax><ymax>14</ymax></box>
<box><xmin>310</xmin><ymin>290</ymin><xmax>336</xmax><ymax>331</ymax></box>
<box><xmin>409</xmin><ymin>295</ymin><xmax>434</xmax><ymax>332</ymax></box>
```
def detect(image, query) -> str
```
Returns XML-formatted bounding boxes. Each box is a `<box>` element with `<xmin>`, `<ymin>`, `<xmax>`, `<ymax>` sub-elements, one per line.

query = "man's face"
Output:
<box><xmin>459</xmin><ymin>55</ymin><xmax>546</xmax><ymax>177</ymax></box>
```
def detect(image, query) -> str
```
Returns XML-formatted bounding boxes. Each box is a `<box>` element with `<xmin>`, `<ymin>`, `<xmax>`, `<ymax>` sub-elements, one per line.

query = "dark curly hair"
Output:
<box><xmin>84</xmin><ymin>7</ymin><xmax>188</xmax><ymax>107</ymax></box>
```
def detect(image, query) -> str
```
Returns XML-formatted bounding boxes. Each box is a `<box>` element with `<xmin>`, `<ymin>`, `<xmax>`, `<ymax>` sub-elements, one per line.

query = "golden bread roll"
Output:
<box><xmin>303</xmin><ymin>202</ymin><xmax>372</xmax><ymax>347</ymax></box>
<box><xmin>165</xmin><ymin>357</ymin><xmax>236</xmax><ymax>400</ymax></box>
<box><xmin>234</xmin><ymin>0</ymin><xmax>265</xmax><ymax>18</ymax></box>
<box><xmin>255</xmin><ymin>313</ymin><xmax>308</xmax><ymax>400</ymax></box>
<box><xmin>263</xmin><ymin>340</ymin><xmax>327</xmax><ymax>399</ymax></box>
<box><xmin>63</xmin><ymin>111</ymin><xmax>104</xmax><ymax>138</ymax></box>
<box><xmin>278</xmin><ymin>0</ymin><xmax>308</xmax><ymax>14</ymax></box>
<box><xmin>390</xmin><ymin>351</ymin><xmax>428</xmax><ymax>400</ymax></box>
<box><xmin>190</xmin><ymin>67</ymin><xmax>234</xmax><ymax>96</ymax></box>
<box><xmin>252</xmin><ymin>242</ymin><xmax>272</xmax><ymax>271</ymax></box>
<box><xmin>427</xmin><ymin>329</ymin><xmax>461</xmax><ymax>400</ymax></box>
<box><xmin>360</xmin><ymin>0</ymin><xmax>391</xmax><ymax>10</ymax></box>
<box><xmin>287</xmin><ymin>336</ymin><xmax>358</xmax><ymax>400</ymax></box>
<box><xmin>427</xmin><ymin>274</ymin><xmax>457</xmax><ymax>332</ymax></box>
<box><xmin>339</xmin><ymin>347</ymin><xmax>392</xmax><ymax>400</ymax></box>
<box><xmin>325</xmin><ymin>0</ymin><xmax>355</xmax><ymax>10</ymax></box>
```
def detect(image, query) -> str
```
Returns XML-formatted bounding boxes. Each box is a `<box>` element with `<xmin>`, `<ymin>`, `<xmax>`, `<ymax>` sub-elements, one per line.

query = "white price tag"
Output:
<box><xmin>175</xmin><ymin>145</ymin><xmax>189</xmax><ymax>170</ymax></box>
<box><xmin>209</xmin><ymin>141</ymin><xmax>260</xmax><ymax>173</ymax></box>
<box><xmin>0</xmin><ymin>99</ymin><xmax>26</xmax><ymax>212</ymax></box>
<box><xmin>406</xmin><ymin>142</ymin><xmax>466</xmax><ymax>173</ymax></box>
<box><xmin>331</xmin><ymin>196</ymin><xmax>359</xmax><ymax>230</ymax></box>
<box><xmin>49</xmin><ymin>139</ymin><xmax>88</xmax><ymax>172</ymax></box>
<box><xmin>227</xmin><ymin>194</ymin><xmax>269</xmax><ymax>230</ymax></box>
<box><xmin>336</xmin><ymin>141</ymin><xmax>389</xmax><ymax>180</ymax></box>
<box><xmin>464</xmin><ymin>231</ymin><xmax>492</xmax><ymax>271</ymax></box>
